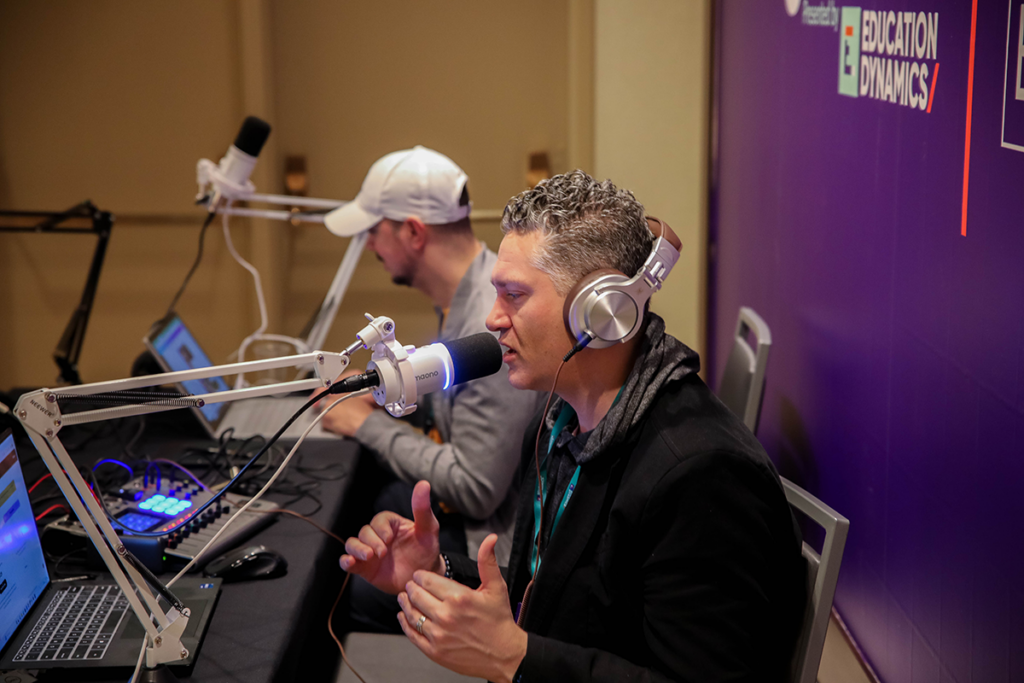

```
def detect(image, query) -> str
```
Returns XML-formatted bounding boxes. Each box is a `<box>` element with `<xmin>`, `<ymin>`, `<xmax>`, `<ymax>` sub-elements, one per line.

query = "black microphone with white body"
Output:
<box><xmin>330</xmin><ymin>332</ymin><xmax>503</xmax><ymax>416</ymax></box>
<box><xmin>199</xmin><ymin>116</ymin><xmax>272</xmax><ymax>212</ymax></box>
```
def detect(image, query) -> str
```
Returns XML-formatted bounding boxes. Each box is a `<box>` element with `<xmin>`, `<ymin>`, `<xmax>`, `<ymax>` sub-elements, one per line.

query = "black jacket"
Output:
<box><xmin>451</xmin><ymin>372</ymin><xmax>805</xmax><ymax>682</ymax></box>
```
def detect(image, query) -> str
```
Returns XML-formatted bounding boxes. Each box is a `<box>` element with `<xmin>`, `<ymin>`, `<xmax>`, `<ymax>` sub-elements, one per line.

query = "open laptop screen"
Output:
<box><xmin>0</xmin><ymin>429</ymin><xmax>51</xmax><ymax>654</ymax></box>
<box><xmin>147</xmin><ymin>315</ymin><xmax>230</xmax><ymax>425</ymax></box>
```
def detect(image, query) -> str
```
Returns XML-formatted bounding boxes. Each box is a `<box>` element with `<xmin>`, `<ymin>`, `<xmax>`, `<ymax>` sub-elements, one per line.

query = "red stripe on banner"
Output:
<box><xmin>927</xmin><ymin>63</ymin><xmax>939</xmax><ymax>113</ymax></box>
<box><xmin>962</xmin><ymin>1</ymin><xmax>978</xmax><ymax>237</ymax></box>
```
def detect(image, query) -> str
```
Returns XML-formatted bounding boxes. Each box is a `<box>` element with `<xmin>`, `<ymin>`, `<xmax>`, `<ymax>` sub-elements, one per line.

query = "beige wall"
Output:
<box><xmin>593</xmin><ymin>0</ymin><xmax>710</xmax><ymax>362</ymax></box>
<box><xmin>270</xmin><ymin>0</ymin><xmax>569</xmax><ymax>352</ymax></box>
<box><xmin>0</xmin><ymin>0</ymin><xmax>570</xmax><ymax>388</ymax></box>
<box><xmin>1</xmin><ymin>1</ymin><xmax>709</xmax><ymax>390</ymax></box>
<box><xmin>0</xmin><ymin>1</ymin><xmax>256</xmax><ymax>388</ymax></box>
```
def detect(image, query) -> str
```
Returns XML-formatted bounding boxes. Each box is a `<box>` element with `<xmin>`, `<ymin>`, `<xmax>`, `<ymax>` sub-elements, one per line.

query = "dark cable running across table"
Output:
<box><xmin>14</xmin><ymin>409</ymin><xmax>361</xmax><ymax>683</ymax></box>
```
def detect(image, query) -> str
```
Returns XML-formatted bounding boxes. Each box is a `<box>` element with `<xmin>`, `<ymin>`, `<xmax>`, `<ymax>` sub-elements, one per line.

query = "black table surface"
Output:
<box><xmin>11</xmin><ymin>414</ymin><xmax>362</xmax><ymax>683</ymax></box>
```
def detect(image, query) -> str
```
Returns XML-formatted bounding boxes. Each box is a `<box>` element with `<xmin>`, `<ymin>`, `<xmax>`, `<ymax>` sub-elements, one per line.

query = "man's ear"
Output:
<box><xmin>403</xmin><ymin>217</ymin><xmax>429</xmax><ymax>252</ymax></box>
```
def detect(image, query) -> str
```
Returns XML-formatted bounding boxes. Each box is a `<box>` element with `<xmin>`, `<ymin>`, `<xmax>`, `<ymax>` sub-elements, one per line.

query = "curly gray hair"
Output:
<box><xmin>500</xmin><ymin>170</ymin><xmax>653</xmax><ymax>295</ymax></box>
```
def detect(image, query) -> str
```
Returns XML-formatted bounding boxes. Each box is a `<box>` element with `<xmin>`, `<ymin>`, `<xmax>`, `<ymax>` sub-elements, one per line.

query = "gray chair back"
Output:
<box><xmin>782</xmin><ymin>478</ymin><xmax>850</xmax><ymax>683</ymax></box>
<box><xmin>717</xmin><ymin>306</ymin><xmax>771</xmax><ymax>433</ymax></box>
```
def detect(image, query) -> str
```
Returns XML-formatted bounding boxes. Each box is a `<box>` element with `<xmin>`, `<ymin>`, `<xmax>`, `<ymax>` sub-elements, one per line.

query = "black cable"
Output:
<box><xmin>108</xmin><ymin>416</ymin><xmax>146</xmax><ymax>462</ymax></box>
<box><xmin>283</xmin><ymin>488</ymin><xmax>322</xmax><ymax>516</ymax></box>
<box><xmin>102</xmin><ymin>392</ymin><xmax>324</xmax><ymax>537</ymax></box>
<box><xmin>30</xmin><ymin>493</ymin><xmax>66</xmax><ymax>507</ymax></box>
<box><xmin>91</xmin><ymin>459</ymin><xmax>135</xmax><ymax>492</ymax></box>
<box><xmin>294</xmin><ymin>461</ymin><xmax>350</xmax><ymax>481</ymax></box>
<box><xmin>69</xmin><ymin>384</ymin><xmax>367</xmax><ymax>535</ymax></box>
<box><xmin>123</xmin><ymin>552</ymin><xmax>185</xmax><ymax>612</ymax></box>
<box><xmin>563</xmin><ymin>332</ymin><xmax>594</xmax><ymax>363</ymax></box>
<box><xmin>165</xmin><ymin>211</ymin><xmax>217</xmax><ymax>317</ymax></box>
<box><xmin>61</xmin><ymin>422</ymin><xmax>109</xmax><ymax>451</ymax></box>
<box><xmin>125</xmin><ymin>415</ymin><xmax>147</xmax><ymax>457</ymax></box>
<box><xmin>46</xmin><ymin>548</ymin><xmax>93</xmax><ymax>580</ymax></box>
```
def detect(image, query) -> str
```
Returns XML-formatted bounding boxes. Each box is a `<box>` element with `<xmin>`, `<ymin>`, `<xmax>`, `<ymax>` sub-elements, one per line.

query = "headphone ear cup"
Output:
<box><xmin>562</xmin><ymin>268</ymin><xmax>628</xmax><ymax>344</ymax></box>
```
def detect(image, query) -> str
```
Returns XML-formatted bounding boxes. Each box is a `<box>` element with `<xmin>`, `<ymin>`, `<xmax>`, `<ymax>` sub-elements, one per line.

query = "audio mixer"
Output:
<box><xmin>42</xmin><ymin>474</ymin><xmax>279</xmax><ymax>573</ymax></box>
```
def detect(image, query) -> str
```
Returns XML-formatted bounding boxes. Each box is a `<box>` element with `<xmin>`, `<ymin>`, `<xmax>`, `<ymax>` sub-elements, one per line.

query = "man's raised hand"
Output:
<box><xmin>396</xmin><ymin>533</ymin><xmax>527</xmax><ymax>683</ymax></box>
<box><xmin>339</xmin><ymin>480</ymin><xmax>444</xmax><ymax>595</ymax></box>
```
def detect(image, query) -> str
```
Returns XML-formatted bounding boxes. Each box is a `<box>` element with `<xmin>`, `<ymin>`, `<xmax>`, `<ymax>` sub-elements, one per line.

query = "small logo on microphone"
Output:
<box><xmin>415</xmin><ymin>371</ymin><xmax>440</xmax><ymax>382</ymax></box>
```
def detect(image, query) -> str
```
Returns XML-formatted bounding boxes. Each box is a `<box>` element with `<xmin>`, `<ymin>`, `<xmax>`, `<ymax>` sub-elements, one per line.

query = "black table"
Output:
<box><xmin>15</xmin><ymin>415</ymin><xmax>363</xmax><ymax>683</ymax></box>
<box><xmin>171</xmin><ymin>439</ymin><xmax>360</xmax><ymax>683</ymax></box>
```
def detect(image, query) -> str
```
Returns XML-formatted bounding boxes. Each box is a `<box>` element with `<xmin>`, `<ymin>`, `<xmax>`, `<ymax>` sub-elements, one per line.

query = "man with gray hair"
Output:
<box><xmin>340</xmin><ymin>170</ymin><xmax>806</xmax><ymax>681</ymax></box>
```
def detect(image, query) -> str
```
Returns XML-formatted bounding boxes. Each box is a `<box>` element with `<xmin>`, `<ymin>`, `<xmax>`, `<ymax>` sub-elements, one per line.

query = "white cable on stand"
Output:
<box><xmin>221</xmin><ymin>209</ymin><xmax>310</xmax><ymax>388</ymax></box>
<box><xmin>197</xmin><ymin>153</ymin><xmax>366</xmax><ymax>367</ymax></box>
<box><xmin>127</xmin><ymin>389</ymin><xmax>370</xmax><ymax>683</ymax></box>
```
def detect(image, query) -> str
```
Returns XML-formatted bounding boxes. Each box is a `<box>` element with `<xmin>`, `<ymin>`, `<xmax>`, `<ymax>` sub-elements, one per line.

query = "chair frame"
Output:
<box><xmin>719</xmin><ymin>306</ymin><xmax>772</xmax><ymax>433</ymax></box>
<box><xmin>782</xmin><ymin>477</ymin><xmax>850</xmax><ymax>683</ymax></box>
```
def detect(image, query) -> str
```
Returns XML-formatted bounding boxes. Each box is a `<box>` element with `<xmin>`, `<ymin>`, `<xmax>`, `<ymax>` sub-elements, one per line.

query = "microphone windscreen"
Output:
<box><xmin>233</xmin><ymin>116</ymin><xmax>272</xmax><ymax>156</ymax></box>
<box><xmin>443</xmin><ymin>333</ymin><xmax>503</xmax><ymax>386</ymax></box>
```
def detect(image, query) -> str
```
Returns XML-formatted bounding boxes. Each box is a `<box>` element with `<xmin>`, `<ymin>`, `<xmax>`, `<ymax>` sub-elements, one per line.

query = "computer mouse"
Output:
<box><xmin>203</xmin><ymin>544</ymin><xmax>288</xmax><ymax>582</ymax></box>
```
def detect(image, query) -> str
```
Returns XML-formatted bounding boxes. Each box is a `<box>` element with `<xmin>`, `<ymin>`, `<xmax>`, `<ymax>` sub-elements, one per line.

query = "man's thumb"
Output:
<box><xmin>476</xmin><ymin>533</ymin><xmax>503</xmax><ymax>589</ymax></box>
<box><xmin>411</xmin><ymin>480</ymin><xmax>437</xmax><ymax>533</ymax></box>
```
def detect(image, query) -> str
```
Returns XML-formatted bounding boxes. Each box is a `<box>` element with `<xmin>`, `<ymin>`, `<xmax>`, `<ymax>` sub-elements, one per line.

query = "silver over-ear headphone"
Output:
<box><xmin>562</xmin><ymin>217</ymin><xmax>681</xmax><ymax>351</ymax></box>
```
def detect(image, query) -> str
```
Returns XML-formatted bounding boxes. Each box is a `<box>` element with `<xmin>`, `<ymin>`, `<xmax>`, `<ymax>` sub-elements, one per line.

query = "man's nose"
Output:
<box><xmin>485</xmin><ymin>302</ymin><xmax>506</xmax><ymax>332</ymax></box>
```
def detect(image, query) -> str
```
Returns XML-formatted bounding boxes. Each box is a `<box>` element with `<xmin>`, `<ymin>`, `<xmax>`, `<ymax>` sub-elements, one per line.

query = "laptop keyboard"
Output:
<box><xmin>12</xmin><ymin>585</ymin><xmax>129</xmax><ymax>663</ymax></box>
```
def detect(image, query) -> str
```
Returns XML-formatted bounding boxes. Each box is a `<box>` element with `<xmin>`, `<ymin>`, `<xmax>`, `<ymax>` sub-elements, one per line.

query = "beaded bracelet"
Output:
<box><xmin>441</xmin><ymin>553</ymin><xmax>452</xmax><ymax>580</ymax></box>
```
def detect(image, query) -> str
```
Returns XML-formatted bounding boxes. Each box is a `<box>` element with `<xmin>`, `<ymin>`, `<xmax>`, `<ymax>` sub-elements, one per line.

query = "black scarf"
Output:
<box><xmin>546</xmin><ymin>312</ymin><xmax>700</xmax><ymax>464</ymax></box>
<box><xmin>539</xmin><ymin>314</ymin><xmax>700</xmax><ymax>542</ymax></box>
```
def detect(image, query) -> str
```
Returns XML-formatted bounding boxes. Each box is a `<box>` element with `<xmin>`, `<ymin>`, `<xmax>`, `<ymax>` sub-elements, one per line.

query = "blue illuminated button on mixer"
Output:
<box><xmin>137</xmin><ymin>494</ymin><xmax>194</xmax><ymax>517</ymax></box>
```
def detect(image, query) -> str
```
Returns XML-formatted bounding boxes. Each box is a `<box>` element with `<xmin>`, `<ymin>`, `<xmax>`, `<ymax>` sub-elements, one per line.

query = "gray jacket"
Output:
<box><xmin>354</xmin><ymin>244</ymin><xmax>544</xmax><ymax>564</ymax></box>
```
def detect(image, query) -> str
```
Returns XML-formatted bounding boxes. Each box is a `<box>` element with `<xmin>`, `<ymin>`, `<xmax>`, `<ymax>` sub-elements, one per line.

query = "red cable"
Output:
<box><xmin>28</xmin><ymin>473</ymin><xmax>52</xmax><ymax>494</ymax></box>
<box><xmin>35</xmin><ymin>504</ymin><xmax>67</xmax><ymax>521</ymax></box>
<box><xmin>249</xmin><ymin>508</ymin><xmax>365</xmax><ymax>682</ymax></box>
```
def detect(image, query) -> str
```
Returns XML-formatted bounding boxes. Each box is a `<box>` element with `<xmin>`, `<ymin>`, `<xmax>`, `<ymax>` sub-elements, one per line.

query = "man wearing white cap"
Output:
<box><xmin>322</xmin><ymin>146</ymin><xmax>543</xmax><ymax>632</ymax></box>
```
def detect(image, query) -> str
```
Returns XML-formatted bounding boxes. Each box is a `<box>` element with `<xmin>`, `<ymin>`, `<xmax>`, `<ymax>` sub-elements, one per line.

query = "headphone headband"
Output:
<box><xmin>647</xmin><ymin>216</ymin><xmax>682</xmax><ymax>251</ymax></box>
<box><xmin>562</xmin><ymin>216</ymin><xmax>681</xmax><ymax>350</ymax></box>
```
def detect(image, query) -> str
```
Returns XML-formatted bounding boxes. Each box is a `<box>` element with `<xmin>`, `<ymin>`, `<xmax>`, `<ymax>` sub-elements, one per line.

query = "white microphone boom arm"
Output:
<box><xmin>195</xmin><ymin>160</ymin><xmax>364</xmax><ymax>352</ymax></box>
<box><xmin>13</xmin><ymin>314</ymin><xmax>401</xmax><ymax>670</ymax></box>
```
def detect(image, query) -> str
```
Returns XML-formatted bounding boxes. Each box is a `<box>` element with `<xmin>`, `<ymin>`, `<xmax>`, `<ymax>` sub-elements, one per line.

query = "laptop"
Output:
<box><xmin>0</xmin><ymin>429</ymin><xmax>221</xmax><ymax>677</ymax></box>
<box><xmin>143</xmin><ymin>314</ymin><xmax>339</xmax><ymax>440</ymax></box>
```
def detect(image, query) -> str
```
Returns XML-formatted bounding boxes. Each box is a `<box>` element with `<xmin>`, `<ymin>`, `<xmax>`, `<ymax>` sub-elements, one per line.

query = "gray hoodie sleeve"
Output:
<box><xmin>353</xmin><ymin>366</ymin><xmax>540</xmax><ymax>520</ymax></box>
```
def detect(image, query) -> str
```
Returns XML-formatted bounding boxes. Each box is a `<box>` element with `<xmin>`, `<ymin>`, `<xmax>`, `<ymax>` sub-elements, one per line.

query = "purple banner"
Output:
<box><xmin>712</xmin><ymin>1</ymin><xmax>1024</xmax><ymax>681</ymax></box>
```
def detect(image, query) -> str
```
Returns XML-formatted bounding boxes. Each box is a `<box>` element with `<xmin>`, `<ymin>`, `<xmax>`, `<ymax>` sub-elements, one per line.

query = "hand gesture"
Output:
<box><xmin>339</xmin><ymin>480</ymin><xmax>443</xmax><ymax>595</ymax></box>
<box><xmin>396</xmin><ymin>533</ymin><xmax>528</xmax><ymax>683</ymax></box>
<box><xmin>319</xmin><ymin>391</ymin><xmax>377</xmax><ymax>437</ymax></box>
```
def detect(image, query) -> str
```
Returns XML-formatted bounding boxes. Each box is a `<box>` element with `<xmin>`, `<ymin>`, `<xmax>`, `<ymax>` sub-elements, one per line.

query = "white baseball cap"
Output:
<box><xmin>324</xmin><ymin>146</ymin><xmax>471</xmax><ymax>237</ymax></box>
